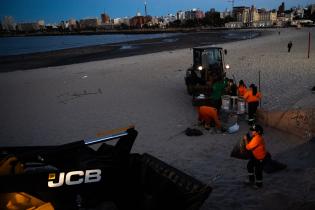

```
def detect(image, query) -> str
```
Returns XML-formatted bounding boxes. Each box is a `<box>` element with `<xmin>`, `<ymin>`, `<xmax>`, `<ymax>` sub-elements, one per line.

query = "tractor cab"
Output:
<box><xmin>185</xmin><ymin>46</ymin><xmax>229</xmax><ymax>96</ymax></box>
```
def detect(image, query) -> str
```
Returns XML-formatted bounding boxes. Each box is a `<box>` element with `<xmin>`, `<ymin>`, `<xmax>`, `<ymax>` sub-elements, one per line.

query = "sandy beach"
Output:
<box><xmin>0</xmin><ymin>27</ymin><xmax>315</xmax><ymax>209</ymax></box>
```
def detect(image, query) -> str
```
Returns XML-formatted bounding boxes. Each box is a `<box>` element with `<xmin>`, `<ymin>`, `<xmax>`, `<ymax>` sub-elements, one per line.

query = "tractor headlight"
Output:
<box><xmin>225</xmin><ymin>64</ymin><xmax>230</xmax><ymax>69</ymax></box>
<box><xmin>198</xmin><ymin>66</ymin><xmax>203</xmax><ymax>71</ymax></box>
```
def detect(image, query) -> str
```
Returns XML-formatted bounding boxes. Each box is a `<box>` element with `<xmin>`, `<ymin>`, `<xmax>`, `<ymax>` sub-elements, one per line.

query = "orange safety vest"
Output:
<box><xmin>238</xmin><ymin>85</ymin><xmax>247</xmax><ymax>97</ymax></box>
<box><xmin>198</xmin><ymin>106</ymin><xmax>221</xmax><ymax>129</ymax></box>
<box><xmin>243</xmin><ymin>90</ymin><xmax>262</xmax><ymax>103</ymax></box>
<box><xmin>246</xmin><ymin>134</ymin><xmax>266</xmax><ymax>160</ymax></box>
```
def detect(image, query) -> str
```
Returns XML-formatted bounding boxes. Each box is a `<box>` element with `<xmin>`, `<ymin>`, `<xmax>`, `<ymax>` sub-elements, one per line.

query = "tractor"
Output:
<box><xmin>185</xmin><ymin>46</ymin><xmax>229</xmax><ymax>98</ymax></box>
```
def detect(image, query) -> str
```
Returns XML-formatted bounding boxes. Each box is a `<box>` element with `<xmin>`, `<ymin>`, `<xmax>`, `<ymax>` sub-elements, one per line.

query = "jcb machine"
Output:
<box><xmin>0</xmin><ymin>126</ymin><xmax>211</xmax><ymax>210</ymax></box>
<box><xmin>185</xmin><ymin>46</ymin><xmax>229</xmax><ymax>105</ymax></box>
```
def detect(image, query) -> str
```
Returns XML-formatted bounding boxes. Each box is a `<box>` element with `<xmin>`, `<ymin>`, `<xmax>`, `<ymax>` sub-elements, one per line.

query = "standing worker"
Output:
<box><xmin>210</xmin><ymin>80</ymin><xmax>226</xmax><ymax>112</ymax></box>
<box><xmin>237</xmin><ymin>80</ymin><xmax>247</xmax><ymax>97</ymax></box>
<box><xmin>244</xmin><ymin>124</ymin><xmax>266</xmax><ymax>188</ymax></box>
<box><xmin>288</xmin><ymin>41</ymin><xmax>293</xmax><ymax>52</ymax></box>
<box><xmin>197</xmin><ymin>106</ymin><xmax>223</xmax><ymax>132</ymax></box>
<box><xmin>225</xmin><ymin>79</ymin><xmax>237</xmax><ymax>96</ymax></box>
<box><xmin>244</xmin><ymin>84</ymin><xmax>262</xmax><ymax>125</ymax></box>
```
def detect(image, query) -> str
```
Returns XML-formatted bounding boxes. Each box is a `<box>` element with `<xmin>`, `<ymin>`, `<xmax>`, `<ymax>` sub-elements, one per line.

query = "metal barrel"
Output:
<box><xmin>221</xmin><ymin>95</ymin><xmax>231</xmax><ymax>111</ymax></box>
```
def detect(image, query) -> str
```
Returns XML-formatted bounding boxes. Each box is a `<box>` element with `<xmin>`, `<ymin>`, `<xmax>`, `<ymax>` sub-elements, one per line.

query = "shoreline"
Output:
<box><xmin>0</xmin><ymin>29</ymin><xmax>266</xmax><ymax>72</ymax></box>
<box><xmin>0</xmin><ymin>27</ymin><xmax>271</xmax><ymax>37</ymax></box>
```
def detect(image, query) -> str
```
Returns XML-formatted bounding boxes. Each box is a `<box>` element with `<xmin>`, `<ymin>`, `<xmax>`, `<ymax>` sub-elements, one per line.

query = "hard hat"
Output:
<box><xmin>250</xmin><ymin>124</ymin><xmax>264</xmax><ymax>134</ymax></box>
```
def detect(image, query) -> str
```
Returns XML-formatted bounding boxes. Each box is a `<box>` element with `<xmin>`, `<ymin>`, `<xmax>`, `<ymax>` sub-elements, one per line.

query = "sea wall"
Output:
<box><xmin>257</xmin><ymin>108</ymin><xmax>315</xmax><ymax>140</ymax></box>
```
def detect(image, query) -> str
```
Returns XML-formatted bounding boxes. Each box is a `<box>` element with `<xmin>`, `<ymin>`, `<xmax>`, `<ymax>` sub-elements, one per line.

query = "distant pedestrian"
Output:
<box><xmin>288</xmin><ymin>41</ymin><xmax>293</xmax><ymax>52</ymax></box>
<box><xmin>278</xmin><ymin>31</ymin><xmax>280</xmax><ymax>35</ymax></box>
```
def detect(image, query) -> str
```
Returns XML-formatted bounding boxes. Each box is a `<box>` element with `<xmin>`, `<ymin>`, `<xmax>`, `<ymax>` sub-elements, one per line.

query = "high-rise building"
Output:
<box><xmin>185</xmin><ymin>9</ymin><xmax>205</xmax><ymax>20</ymax></box>
<box><xmin>278</xmin><ymin>2</ymin><xmax>285</xmax><ymax>17</ymax></box>
<box><xmin>249</xmin><ymin>5</ymin><xmax>259</xmax><ymax>24</ymax></box>
<box><xmin>176</xmin><ymin>10</ymin><xmax>186</xmax><ymax>21</ymax></box>
<box><xmin>233</xmin><ymin>6</ymin><xmax>250</xmax><ymax>18</ymax></box>
<box><xmin>79</xmin><ymin>18</ymin><xmax>100</xmax><ymax>29</ymax></box>
<box><xmin>220</xmin><ymin>9</ymin><xmax>232</xmax><ymax>19</ymax></box>
<box><xmin>2</xmin><ymin>16</ymin><xmax>16</xmax><ymax>31</ymax></box>
<box><xmin>235</xmin><ymin>7</ymin><xmax>250</xmax><ymax>23</ymax></box>
<box><xmin>101</xmin><ymin>13</ymin><xmax>110</xmax><ymax>24</ymax></box>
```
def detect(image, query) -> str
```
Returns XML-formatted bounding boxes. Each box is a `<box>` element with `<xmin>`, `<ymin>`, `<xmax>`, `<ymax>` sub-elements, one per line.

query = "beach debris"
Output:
<box><xmin>228</xmin><ymin>123</ymin><xmax>240</xmax><ymax>134</ymax></box>
<box><xmin>185</xmin><ymin>128</ymin><xmax>203</xmax><ymax>136</ymax></box>
<box><xmin>263</xmin><ymin>152</ymin><xmax>287</xmax><ymax>174</ymax></box>
<box><xmin>57</xmin><ymin>88</ymin><xmax>103</xmax><ymax>104</ymax></box>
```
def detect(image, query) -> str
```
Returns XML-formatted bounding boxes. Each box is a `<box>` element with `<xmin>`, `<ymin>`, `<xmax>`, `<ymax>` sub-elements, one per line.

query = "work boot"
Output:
<box><xmin>248</xmin><ymin>119</ymin><xmax>255</xmax><ymax>126</ymax></box>
<box><xmin>244</xmin><ymin>174</ymin><xmax>255</xmax><ymax>186</ymax></box>
<box><xmin>251</xmin><ymin>185</ymin><xmax>261</xmax><ymax>190</ymax></box>
<box><xmin>255</xmin><ymin>180</ymin><xmax>263</xmax><ymax>188</ymax></box>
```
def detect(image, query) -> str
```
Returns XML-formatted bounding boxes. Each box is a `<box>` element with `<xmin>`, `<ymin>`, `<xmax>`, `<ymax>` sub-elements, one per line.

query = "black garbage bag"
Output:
<box><xmin>230</xmin><ymin>137</ymin><xmax>252</xmax><ymax>160</ymax></box>
<box><xmin>263</xmin><ymin>152</ymin><xmax>287</xmax><ymax>173</ymax></box>
<box><xmin>185</xmin><ymin>128</ymin><xmax>203</xmax><ymax>136</ymax></box>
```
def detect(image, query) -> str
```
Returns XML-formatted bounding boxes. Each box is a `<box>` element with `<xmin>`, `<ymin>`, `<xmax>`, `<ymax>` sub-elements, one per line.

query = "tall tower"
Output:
<box><xmin>144</xmin><ymin>1</ymin><xmax>147</xmax><ymax>16</ymax></box>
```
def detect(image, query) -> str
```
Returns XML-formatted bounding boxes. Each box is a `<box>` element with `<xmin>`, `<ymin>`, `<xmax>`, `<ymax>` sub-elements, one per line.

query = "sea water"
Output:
<box><xmin>0</xmin><ymin>33</ymin><xmax>178</xmax><ymax>56</ymax></box>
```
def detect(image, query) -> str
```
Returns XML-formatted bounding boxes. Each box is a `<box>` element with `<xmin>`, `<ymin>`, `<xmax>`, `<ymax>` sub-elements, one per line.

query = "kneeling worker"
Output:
<box><xmin>198</xmin><ymin>106</ymin><xmax>222</xmax><ymax>131</ymax></box>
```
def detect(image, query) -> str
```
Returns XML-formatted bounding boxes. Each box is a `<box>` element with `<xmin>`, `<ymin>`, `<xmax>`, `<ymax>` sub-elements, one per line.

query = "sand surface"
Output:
<box><xmin>0</xmin><ymin>28</ymin><xmax>315</xmax><ymax>209</ymax></box>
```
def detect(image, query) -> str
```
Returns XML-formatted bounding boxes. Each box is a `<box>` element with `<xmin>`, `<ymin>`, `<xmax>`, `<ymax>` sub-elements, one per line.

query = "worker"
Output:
<box><xmin>197</xmin><ymin>106</ymin><xmax>222</xmax><ymax>131</ymax></box>
<box><xmin>237</xmin><ymin>80</ymin><xmax>247</xmax><ymax>97</ymax></box>
<box><xmin>225</xmin><ymin>79</ymin><xmax>237</xmax><ymax>96</ymax></box>
<box><xmin>0</xmin><ymin>156</ymin><xmax>24</xmax><ymax>176</ymax></box>
<box><xmin>244</xmin><ymin>124</ymin><xmax>266</xmax><ymax>188</ymax></box>
<box><xmin>243</xmin><ymin>84</ymin><xmax>262</xmax><ymax>124</ymax></box>
<box><xmin>210</xmin><ymin>80</ymin><xmax>225</xmax><ymax>111</ymax></box>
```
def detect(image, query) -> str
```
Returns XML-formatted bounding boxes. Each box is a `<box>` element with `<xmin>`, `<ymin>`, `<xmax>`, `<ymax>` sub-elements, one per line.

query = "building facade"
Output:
<box><xmin>16</xmin><ymin>22</ymin><xmax>40</xmax><ymax>32</ymax></box>
<box><xmin>185</xmin><ymin>9</ymin><xmax>205</xmax><ymax>20</ymax></box>
<box><xmin>79</xmin><ymin>18</ymin><xmax>100</xmax><ymax>30</ymax></box>
<box><xmin>129</xmin><ymin>16</ymin><xmax>152</xmax><ymax>28</ymax></box>
<box><xmin>2</xmin><ymin>16</ymin><xmax>16</xmax><ymax>31</ymax></box>
<box><xmin>101</xmin><ymin>13</ymin><xmax>110</xmax><ymax>24</ymax></box>
<box><xmin>176</xmin><ymin>10</ymin><xmax>186</xmax><ymax>21</ymax></box>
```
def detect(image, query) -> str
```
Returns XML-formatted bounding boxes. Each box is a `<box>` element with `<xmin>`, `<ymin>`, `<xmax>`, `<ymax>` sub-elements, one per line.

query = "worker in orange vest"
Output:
<box><xmin>237</xmin><ymin>80</ymin><xmax>247</xmax><ymax>97</ymax></box>
<box><xmin>243</xmin><ymin>84</ymin><xmax>262</xmax><ymax>124</ymax></box>
<box><xmin>197</xmin><ymin>106</ymin><xmax>222</xmax><ymax>131</ymax></box>
<box><xmin>244</xmin><ymin>124</ymin><xmax>266</xmax><ymax>188</ymax></box>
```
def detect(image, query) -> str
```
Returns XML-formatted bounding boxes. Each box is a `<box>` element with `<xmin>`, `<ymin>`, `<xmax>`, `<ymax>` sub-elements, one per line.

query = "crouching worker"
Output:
<box><xmin>244</xmin><ymin>124</ymin><xmax>266</xmax><ymax>188</ymax></box>
<box><xmin>198</xmin><ymin>106</ymin><xmax>225</xmax><ymax>132</ymax></box>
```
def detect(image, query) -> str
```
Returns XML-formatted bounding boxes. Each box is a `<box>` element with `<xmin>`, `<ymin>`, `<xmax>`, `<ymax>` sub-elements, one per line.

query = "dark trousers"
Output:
<box><xmin>247</xmin><ymin>158</ymin><xmax>263</xmax><ymax>187</ymax></box>
<box><xmin>212</xmin><ymin>99</ymin><xmax>222</xmax><ymax>113</ymax></box>
<box><xmin>248</xmin><ymin>101</ymin><xmax>259</xmax><ymax>120</ymax></box>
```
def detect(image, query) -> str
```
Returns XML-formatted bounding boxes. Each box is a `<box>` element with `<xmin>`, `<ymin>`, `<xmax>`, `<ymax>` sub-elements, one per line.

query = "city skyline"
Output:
<box><xmin>1</xmin><ymin>0</ymin><xmax>313</xmax><ymax>24</ymax></box>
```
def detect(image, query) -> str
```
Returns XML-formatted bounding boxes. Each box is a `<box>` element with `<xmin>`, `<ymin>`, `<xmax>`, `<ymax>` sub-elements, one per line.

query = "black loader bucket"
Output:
<box><xmin>0</xmin><ymin>127</ymin><xmax>211</xmax><ymax>210</ymax></box>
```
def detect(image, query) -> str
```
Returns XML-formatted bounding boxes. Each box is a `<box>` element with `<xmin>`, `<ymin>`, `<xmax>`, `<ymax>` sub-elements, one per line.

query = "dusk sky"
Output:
<box><xmin>1</xmin><ymin>0</ymin><xmax>313</xmax><ymax>24</ymax></box>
